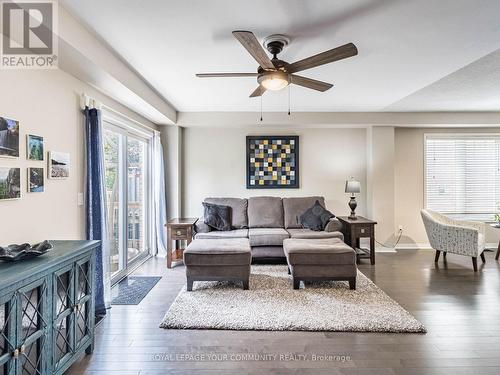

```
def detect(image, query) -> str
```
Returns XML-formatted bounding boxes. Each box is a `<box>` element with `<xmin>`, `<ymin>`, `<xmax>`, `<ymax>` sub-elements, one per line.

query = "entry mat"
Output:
<box><xmin>111</xmin><ymin>276</ymin><xmax>162</xmax><ymax>305</ymax></box>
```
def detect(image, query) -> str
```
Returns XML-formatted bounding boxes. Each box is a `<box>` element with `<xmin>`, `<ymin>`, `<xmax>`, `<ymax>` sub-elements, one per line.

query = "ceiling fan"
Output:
<box><xmin>196</xmin><ymin>31</ymin><xmax>358</xmax><ymax>97</ymax></box>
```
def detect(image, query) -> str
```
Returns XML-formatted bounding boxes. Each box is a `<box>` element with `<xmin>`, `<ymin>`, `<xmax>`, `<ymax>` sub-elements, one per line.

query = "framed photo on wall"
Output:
<box><xmin>27</xmin><ymin>134</ymin><xmax>44</xmax><ymax>161</ymax></box>
<box><xmin>48</xmin><ymin>151</ymin><xmax>70</xmax><ymax>179</ymax></box>
<box><xmin>246</xmin><ymin>135</ymin><xmax>299</xmax><ymax>189</ymax></box>
<box><xmin>0</xmin><ymin>167</ymin><xmax>21</xmax><ymax>200</ymax></box>
<box><xmin>28</xmin><ymin>167</ymin><xmax>44</xmax><ymax>192</ymax></box>
<box><xmin>0</xmin><ymin>116</ymin><xmax>20</xmax><ymax>158</ymax></box>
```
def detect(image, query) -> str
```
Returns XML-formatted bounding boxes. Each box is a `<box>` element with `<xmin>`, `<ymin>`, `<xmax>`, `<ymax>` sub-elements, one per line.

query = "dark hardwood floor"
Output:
<box><xmin>67</xmin><ymin>249</ymin><xmax>500</xmax><ymax>375</ymax></box>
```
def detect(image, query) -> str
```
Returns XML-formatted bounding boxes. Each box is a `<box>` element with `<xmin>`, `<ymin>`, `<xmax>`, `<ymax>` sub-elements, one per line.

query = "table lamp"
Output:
<box><xmin>345</xmin><ymin>177</ymin><xmax>361</xmax><ymax>220</ymax></box>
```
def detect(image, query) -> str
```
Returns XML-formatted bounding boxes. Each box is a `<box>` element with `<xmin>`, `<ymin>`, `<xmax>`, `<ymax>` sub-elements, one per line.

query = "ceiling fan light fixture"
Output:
<box><xmin>258</xmin><ymin>71</ymin><xmax>289</xmax><ymax>91</ymax></box>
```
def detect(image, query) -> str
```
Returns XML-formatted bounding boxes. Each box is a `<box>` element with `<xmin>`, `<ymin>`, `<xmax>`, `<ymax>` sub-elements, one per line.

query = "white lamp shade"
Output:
<box><xmin>345</xmin><ymin>179</ymin><xmax>361</xmax><ymax>193</ymax></box>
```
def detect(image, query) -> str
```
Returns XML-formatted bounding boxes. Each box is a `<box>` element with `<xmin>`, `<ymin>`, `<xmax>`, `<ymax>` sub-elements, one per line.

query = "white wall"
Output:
<box><xmin>0</xmin><ymin>69</ymin><xmax>156</xmax><ymax>245</ymax></box>
<box><xmin>182</xmin><ymin>126</ymin><xmax>367</xmax><ymax>218</ymax></box>
<box><xmin>162</xmin><ymin>125</ymin><xmax>183</xmax><ymax>219</ymax></box>
<box><xmin>367</xmin><ymin>127</ymin><xmax>396</xmax><ymax>245</ymax></box>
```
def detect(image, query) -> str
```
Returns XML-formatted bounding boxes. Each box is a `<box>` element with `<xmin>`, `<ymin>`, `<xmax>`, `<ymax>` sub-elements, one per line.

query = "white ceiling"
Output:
<box><xmin>61</xmin><ymin>0</ymin><xmax>500</xmax><ymax>112</ymax></box>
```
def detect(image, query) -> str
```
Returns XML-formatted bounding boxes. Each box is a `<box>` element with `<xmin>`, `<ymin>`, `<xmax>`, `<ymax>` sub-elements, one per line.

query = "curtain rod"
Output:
<box><xmin>81</xmin><ymin>93</ymin><xmax>158</xmax><ymax>136</ymax></box>
<box><xmin>80</xmin><ymin>93</ymin><xmax>102</xmax><ymax>110</ymax></box>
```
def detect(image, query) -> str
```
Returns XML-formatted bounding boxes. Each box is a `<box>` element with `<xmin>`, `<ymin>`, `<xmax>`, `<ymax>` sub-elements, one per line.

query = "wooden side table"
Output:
<box><xmin>337</xmin><ymin>216</ymin><xmax>377</xmax><ymax>265</ymax></box>
<box><xmin>166</xmin><ymin>218</ymin><xmax>198</xmax><ymax>268</ymax></box>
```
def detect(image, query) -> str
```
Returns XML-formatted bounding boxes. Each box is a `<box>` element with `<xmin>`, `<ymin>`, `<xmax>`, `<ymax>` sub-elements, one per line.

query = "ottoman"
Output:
<box><xmin>183</xmin><ymin>238</ymin><xmax>252</xmax><ymax>291</ymax></box>
<box><xmin>283</xmin><ymin>238</ymin><xmax>357</xmax><ymax>290</ymax></box>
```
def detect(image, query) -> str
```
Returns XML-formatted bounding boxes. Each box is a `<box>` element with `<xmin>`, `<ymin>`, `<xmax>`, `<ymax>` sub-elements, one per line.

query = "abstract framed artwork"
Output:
<box><xmin>48</xmin><ymin>151</ymin><xmax>70</xmax><ymax>179</ymax></box>
<box><xmin>0</xmin><ymin>167</ymin><xmax>21</xmax><ymax>200</ymax></box>
<box><xmin>27</xmin><ymin>134</ymin><xmax>44</xmax><ymax>161</ymax></box>
<box><xmin>0</xmin><ymin>116</ymin><xmax>20</xmax><ymax>158</ymax></box>
<box><xmin>28</xmin><ymin>167</ymin><xmax>44</xmax><ymax>192</ymax></box>
<box><xmin>246</xmin><ymin>135</ymin><xmax>299</xmax><ymax>189</ymax></box>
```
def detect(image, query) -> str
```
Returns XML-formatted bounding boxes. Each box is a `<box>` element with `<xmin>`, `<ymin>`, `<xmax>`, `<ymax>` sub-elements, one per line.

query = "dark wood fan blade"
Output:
<box><xmin>196</xmin><ymin>73</ymin><xmax>258</xmax><ymax>78</ymax></box>
<box><xmin>249</xmin><ymin>85</ymin><xmax>266</xmax><ymax>97</ymax></box>
<box><xmin>232</xmin><ymin>31</ymin><xmax>275</xmax><ymax>70</ymax></box>
<box><xmin>288</xmin><ymin>43</ymin><xmax>358</xmax><ymax>73</ymax></box>
<box><xmin>290</xmin><ymin>75</ymin><xmax>333</xmax><ymax>91</ymax></box>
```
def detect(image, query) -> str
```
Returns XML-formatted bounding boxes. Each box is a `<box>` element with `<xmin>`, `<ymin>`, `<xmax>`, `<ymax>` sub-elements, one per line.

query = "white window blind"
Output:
<box><xmin>425</xmin><ymin>134</ymin><xmax>500</xmax><ymax>221</ymax></box>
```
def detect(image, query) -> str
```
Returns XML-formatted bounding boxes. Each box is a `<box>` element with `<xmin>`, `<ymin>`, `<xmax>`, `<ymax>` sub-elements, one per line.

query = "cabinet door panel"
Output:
<box><xmin>76</xmin><ymin>259</ymin><xmax>91</xmax><ymax>301</ymax></box>
<box><xmin>17</xmin><ymin>278</ymin><xmax>48</xmax><ymax>375</ymax></box>
<box><xmin>53</xmin><ymin>265</ymin><xmax>75</xmax><ymax>371</ymax></box>
<box><xmin>75</xmin><ymin>257</ymin><xmax>92</xmax><ymax>349</ymax></box>
<box><xmin>19</xmin><ymin>334</ymin><xmax>46</xmax><ymax>375</ymax></box>
<box><xmin>0</xmin><ymin>293</ymin><xmax>15</xmax><ymax>375</ymax></box>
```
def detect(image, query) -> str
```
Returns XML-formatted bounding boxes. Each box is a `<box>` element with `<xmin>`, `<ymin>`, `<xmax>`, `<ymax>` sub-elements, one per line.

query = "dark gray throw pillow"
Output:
<box><xmin>203</xmin><ymin>202</ymin><xmax>232</xmax><ymax>231</ymax></box>
<box><xmin>299</xmin><ymin>200</ymin><xmax>335</xmax><ymax>231</ymax></box>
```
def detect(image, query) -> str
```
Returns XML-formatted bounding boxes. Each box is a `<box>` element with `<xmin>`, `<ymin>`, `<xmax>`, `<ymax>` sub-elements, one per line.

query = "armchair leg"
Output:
<box><xmin>434</xmin><ymin>250</ymin><xmax>441</xmax><ymax>262</ymax></box>
<box><xmin>472</xmin><ymin>257</ymin><xmax>478</xmax><ymax>272</ymax></box>
<box><xmin>480</xmin><ymin>252</ymin><xmax>486</xmax><ymax>263</ymax></box>
<box><xmin>443</xmin><ymin>252</ymin><xmax>447</xmax><ymax>260</ymax></box>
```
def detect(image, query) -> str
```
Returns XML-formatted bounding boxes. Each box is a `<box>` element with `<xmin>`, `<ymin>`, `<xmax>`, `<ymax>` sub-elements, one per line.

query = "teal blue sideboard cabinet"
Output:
<box><xmin>0</xmin><ymin>240</ymin><xmax>99</xmax><ymax>375</ymax></box>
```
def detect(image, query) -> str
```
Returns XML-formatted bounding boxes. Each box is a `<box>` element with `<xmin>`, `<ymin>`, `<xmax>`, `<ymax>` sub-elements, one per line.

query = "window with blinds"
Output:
<box><xmin>425</xmin><ymin>134</ymin><xmax>500</xmax><ymax>221</ymax></box>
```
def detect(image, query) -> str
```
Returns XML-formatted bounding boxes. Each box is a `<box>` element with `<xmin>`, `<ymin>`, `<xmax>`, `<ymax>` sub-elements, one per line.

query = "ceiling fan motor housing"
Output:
<box><xmin>263</xmin><ymin>34</ymin><xmax>290</xmax><ymax>57</ymax></box>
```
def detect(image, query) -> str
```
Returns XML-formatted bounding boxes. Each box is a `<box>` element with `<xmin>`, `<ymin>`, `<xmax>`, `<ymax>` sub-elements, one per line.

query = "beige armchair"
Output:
<box><xmin>421</xmin><ymin>209</ymin><xmax>486</xmax><ymax>271</ymax></box>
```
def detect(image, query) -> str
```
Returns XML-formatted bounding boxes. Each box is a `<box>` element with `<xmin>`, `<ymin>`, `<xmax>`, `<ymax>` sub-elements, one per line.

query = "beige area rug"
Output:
<box><xmin>160</xmin><ymin>265</ymin><xmax>426</xmax><ymax>333</ymax></box>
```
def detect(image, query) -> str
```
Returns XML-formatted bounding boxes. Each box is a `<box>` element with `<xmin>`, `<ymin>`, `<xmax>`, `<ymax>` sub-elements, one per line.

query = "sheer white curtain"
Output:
<box><xmin>153</xmin><ymin>132</ymin><xmax>168</xmax><ymax>256</ymax></box>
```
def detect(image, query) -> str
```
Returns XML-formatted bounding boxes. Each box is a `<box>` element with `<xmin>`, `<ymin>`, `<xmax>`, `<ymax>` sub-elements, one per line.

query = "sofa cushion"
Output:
<box><xmin>324</xmin><ymin>218</ymin><xmax>343</xmax><ymax>233</ymax></box>
<box><xmin>282</xmin><ymin>196</ymin><xmax>326</xmax><ymax>229</ymax></box>
<box><xmin>204</xmin><ymin>197</ymin><xmax>248</xmax><ymax>229</ymax></box>
<box><xmin>247</xmin><ymin>196</ymin><xmax>284</xmax><ymax>228</ymax></box>
<box><xmin>287</xmin><ymin>229</ymin><xmax>344</xmax><ymax>241</ymax></box>
<box><xmin>203</xmin><ymin>202</ymin><xmax>231</xmax><ymax>231</ymax></box>
<box><xmin>195</xmin><ymin>229</ymin><xmax>248</xmax><ymax>240</ymax></box>
<box><xmin>283</xmin><ymin>238</ymin><xmax>355</xmax><ymax>265</ymax></box>
<box><xmin>194</xmin><ymin>218</ymin><xmax>211</xmax><ymax>234</ymax></box>
<box><xmin>184</xmin><ymin>238</ymin><xmax>251</xmax><ymax>266</ymax></box>
<box><xmin>300</xmin><ymin>200</ymin><xmax>335</xmax><ymax>231</ymax></box>
<box><xmin>248</xmin><ymin>228</ymin><xmax>289</xmax><ymax>247</ymax></box>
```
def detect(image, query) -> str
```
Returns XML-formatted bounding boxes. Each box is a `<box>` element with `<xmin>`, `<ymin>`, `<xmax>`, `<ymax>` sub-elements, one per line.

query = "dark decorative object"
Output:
<box><xmin>247</xmin><ymin>135</ymin><xmax>299</xmax><ymax>188</ymax></box>
<box><xmin>0</xmin><ymin>240</ymin><xmax>53</xmax><ymax>262</ymax></box>
<box><xmin>345</xmin><ymin>177</ymin><xmax>361</xmax><ymax>220</ymax></box>
<box><xmin>203</xmin><ymin>202</ymin><xmax>232</xmax><ymax>231</ymax></box>
<box><xmin>300</xmin><ymin>200</ymin><xmax>335</xmax><ymax>231</ymax></box>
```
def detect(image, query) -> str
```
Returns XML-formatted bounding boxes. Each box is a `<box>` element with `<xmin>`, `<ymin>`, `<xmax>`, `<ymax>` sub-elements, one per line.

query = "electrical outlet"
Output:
<box><xmin>398</xmin><ymin>225</ymin><xmax>403</xmax><ymax>231</ymax></box>
<box><xmin>77</xmin><ymin>193</ymin><xmax>84</xmax><ymax>206</ymax></box>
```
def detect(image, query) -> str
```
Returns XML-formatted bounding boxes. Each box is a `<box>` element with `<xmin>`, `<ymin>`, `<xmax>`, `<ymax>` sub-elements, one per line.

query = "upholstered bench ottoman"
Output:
<box><xmin>183</xmin><ymin>238</ymin><xmax>252</xmax><ymax>291</ymax></box>
<box><xmin>283</xmin><ymin>238</ymin><xmax>357</xmax><ymax>290</ymax></box>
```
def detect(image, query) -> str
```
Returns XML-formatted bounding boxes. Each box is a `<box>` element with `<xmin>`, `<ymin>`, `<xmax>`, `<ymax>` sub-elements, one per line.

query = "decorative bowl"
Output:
<box><xmin>0</xmin><ymin>240</ymin><xmax>53</xmax><ymax>262</ymax></box>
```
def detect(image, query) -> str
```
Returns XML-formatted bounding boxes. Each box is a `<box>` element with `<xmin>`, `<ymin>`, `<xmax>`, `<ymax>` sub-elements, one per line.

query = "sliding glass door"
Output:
<box><xmin>126</xmin><ymin>136</ymin><xmax>148</xmax><ymax>264</ymax></box>
<box><xmin>103</xmin><ymin>121</ymin><xmax>152</xmax><ymax>284</ymax></box>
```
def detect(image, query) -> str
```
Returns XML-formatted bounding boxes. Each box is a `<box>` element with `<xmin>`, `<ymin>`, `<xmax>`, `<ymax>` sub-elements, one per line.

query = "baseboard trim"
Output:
<box><xmin>395</xmin><ymin>243</ymin><xmax>432</xmax><ymax>250</ymax></box>
<box><xmin>395</xmin><ymin>243</ymin><xmax>498</xmax><ymax>251</ymax></box>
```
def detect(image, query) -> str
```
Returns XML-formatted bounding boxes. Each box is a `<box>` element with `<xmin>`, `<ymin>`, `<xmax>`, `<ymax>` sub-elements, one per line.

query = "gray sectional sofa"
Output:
<box><xmin>194</xmin><ymin>196</ymin><xmax>344</xmax><ymax>260</ymax></box>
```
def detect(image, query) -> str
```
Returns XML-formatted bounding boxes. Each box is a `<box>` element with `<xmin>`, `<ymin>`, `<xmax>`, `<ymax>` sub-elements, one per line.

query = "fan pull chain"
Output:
<box><xmin>260</xmin><ymin>96</ymin><xmax>263</xmax><ymax>122</ymax></box>
<box><xmin>288</xmin><ymin>85</ymin><xmax>291</xmax><ymax>116</ymax></box>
